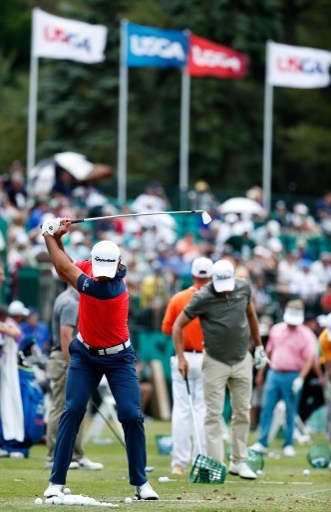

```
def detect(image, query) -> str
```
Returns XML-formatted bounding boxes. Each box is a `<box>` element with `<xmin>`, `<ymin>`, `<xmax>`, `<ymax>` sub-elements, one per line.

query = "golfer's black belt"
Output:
<box><xmin>184</xmin><ymin>349</ymin><xmax>203</xmax><ymax>353</ymax></box>
<box><xmin>77</xmin><ymin>333</ymin><xmax>131</xmax><ymax>356</ymax></box>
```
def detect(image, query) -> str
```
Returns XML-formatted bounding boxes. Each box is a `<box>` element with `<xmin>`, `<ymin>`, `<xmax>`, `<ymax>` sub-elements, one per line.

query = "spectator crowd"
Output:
<box><xmin>0</xmin><ymin>159</ymin><xmax>331</xmax><ymax>462</ymax></box>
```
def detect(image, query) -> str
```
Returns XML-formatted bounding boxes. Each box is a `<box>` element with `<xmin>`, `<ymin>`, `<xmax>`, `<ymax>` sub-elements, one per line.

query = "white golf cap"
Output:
<box><xmin>283</xmin><ymin>300</ymin><xmax>304</xmax><ymax>326</ymax></box>
<box><xmin>91</xmin><ymin>241</ymin><xmax>121</xmax><ymax>278</ymax></box>
<box><xmin>8</xmin><ymin>300</ymin><xmax>30</xmax><ymax>317</ymax></box>
<box><xmin>191</xmin><ymin>257</ymin><xmax>213</xmax><ymax>278</ymax></box>
<box><xmin>212</xmin><ymin>260</ymin><xmax>235</xmax><ymax>293</ymax></box>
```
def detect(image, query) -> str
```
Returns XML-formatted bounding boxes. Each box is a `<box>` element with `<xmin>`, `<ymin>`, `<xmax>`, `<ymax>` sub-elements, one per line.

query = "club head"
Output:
<box><xmin>202</xmin><ymin>211</ymin><xmax>212</xmax><ymax>225</ymax></box>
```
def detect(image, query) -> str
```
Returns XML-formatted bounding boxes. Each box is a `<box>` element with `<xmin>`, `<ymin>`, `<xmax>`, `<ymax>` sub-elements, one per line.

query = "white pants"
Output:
<box><xmin>170</xmin><ymin>352</ymin><xmax>205</xmax><ymax>469</ymax></box>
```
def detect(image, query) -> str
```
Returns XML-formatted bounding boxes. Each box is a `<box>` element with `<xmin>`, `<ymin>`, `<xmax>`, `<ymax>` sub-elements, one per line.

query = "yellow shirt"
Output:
<box><xmin>318</xmin><ymin>328</ymin><xmax>331</xmax><ymax>364</ymax></box>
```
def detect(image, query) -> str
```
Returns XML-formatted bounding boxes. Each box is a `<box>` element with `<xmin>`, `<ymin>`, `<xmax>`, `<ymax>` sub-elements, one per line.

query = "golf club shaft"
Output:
<box><xmin>184</xmin><ymin>376</ymin><xmax>203</xmax><ymax>454</ymax></box>
<box><xmin>91</xmin><ymin>400</ymin><xmax>126</xmax><ymax>448</ymax></box>
<box><xmin>71</xmin><ymin>210</ymin><xmax>205</xmax><ymax>224</ymax></box>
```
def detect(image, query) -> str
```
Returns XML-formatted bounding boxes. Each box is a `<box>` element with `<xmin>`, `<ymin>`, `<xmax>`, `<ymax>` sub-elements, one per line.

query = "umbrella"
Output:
<box><xmin>219</xmin><ymin>197</ymin><xmax>266</xmax><ymax>217</ymax></box>
<box><xmin>27</xmin><ymin>152</ymin><xmax>96</xmax><ymax>197</ymax></box>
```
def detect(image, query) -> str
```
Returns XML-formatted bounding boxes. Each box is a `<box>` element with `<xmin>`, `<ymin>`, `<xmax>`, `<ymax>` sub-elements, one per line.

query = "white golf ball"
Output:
<box><xmin>124</xmin><ymin>497</ymin><xmax>132</xmax><ymax>504</ymax></box>
<box><xmin>34</xmin><ymin>497</ymin><xmax>43</xmax><ymax>505</ymax></box>
<box><xmin>158</xmin><ymin>476</ymin><xmax>170</xmax><ymax>483</ymax></box>
<box><xmin>256</xmin><ymin>469</ymin><xmax>263</xmax><ymax>475</ymax></box>
<box><xmin>303</xmin><ymin>469</ymin><xmax>310</xmax><ymax>475</ymax></box>
<box><xmin>64</xmin><ymin>487</ymin><xmax>71</xmax><ymax>495</ymax></box>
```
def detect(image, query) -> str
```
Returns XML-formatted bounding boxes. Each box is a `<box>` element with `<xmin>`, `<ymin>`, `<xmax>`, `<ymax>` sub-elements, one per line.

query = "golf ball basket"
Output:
<box><xmin>189</xmin><ymin>454</ymin><xmax>227</xmax><ymax>484</ymax></box>
<box><xmin>307</xmin><ymin>444</ymin><xmax>331</xmax><ymax>468</ymax></box>
<box><xmin>226</xmin><ymin>444</ymin><xmax>264</xmax><ymax>472</ymax></box>
<box><xmin>246</xmin><ymin>448</ymin><xmax>264</xmax><ymax>472</ymax></box>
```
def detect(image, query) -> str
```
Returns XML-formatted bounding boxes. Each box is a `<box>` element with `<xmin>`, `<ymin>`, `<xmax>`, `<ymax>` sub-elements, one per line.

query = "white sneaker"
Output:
<box><xmin>250</xmin><ymin>442</ymin><xmax>268</xmax><ymax>454</ymax></box>
<box><xmin>9</xmin><ymin>452</ymin><xmax>24</xmax><ymax>459</ymax></box>
<box><xmin>135</xmin><ymin>481</ymin><xmax>159</xmax><ymax>500</ymax></box>
<box><xmin>78</xmin><ymin>456</ymin><xmax>104</xmax><ymax>470</ymax></box>
<box><xmin>171</xmin><ymin>465</ymin><xmax>185</xmax><ymax>475</ymax></box>
<box><xmin>229</xmin><ymin>462</ymin><xmax>257</xmax><ymax>480</ymax></box>
<box><xmin>45</xmin><ymin>460</ymin><xmax>79</xmax><ymax>470</ymax></box>
<box><xmin>43</xmin><ymin>483</ymin><xmax>64</xmax><ymax>498</ymax></box>
<box><xmin>283</xmin><ymin>445</ymin><xmax>296</xmax><ymax>457</ymax></box>
<box><xmin>0</xmin><ymin>448</ymin><xmax>9</xmax><ymax>457</ymax></box>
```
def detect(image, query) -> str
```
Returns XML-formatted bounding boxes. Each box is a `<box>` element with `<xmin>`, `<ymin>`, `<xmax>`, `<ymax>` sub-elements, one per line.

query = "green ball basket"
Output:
<box><xmin>226</xmin><ymin>444</ymin><xmax>264</xmax><ymax>472</ymax></box>
<box><xmin>189</xmin><ymin>454</ymin><xmax>227</xmax><ymax>484</ymax></box>
<box><xmin>307</xmin><ymin>444</ymin><xmax>331</xmax><ymax>468</ymax></box>
<box><xmin>155</xmin><ymin>435</ymin><xmax>172</xmax><ymax>455</ymax></box>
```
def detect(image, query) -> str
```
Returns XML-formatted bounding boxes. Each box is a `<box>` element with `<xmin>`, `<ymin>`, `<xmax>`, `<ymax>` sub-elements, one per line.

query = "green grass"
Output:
<box><xmin>0</xmin><ymin>420</ymin><xmax>330</xmax><ymax>511</ymax></box>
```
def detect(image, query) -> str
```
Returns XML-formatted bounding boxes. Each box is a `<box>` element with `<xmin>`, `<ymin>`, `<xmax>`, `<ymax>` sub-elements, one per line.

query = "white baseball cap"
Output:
<box><xmin>191</xmin><ymin>257</ymin><xmax>213</xmax><ymax>278</ymax></box>
<box><xmin>91</xmin><ymin>241</ymin><xmax>121</xmax><ymax>278</ymax></box>
<box><xmin>8</xmin><ymin>300</ymin><xmax>30</xmax><ymax>317</ymax></box>
<box><xmin>212</xmin><ymin>260</ymin><xmax>235</xmax><ymax>293</ymax></box>
<box><xmin>283</xmin><ymin>300</ymin><xmax>304</xmax><ymax>326</ymax></box>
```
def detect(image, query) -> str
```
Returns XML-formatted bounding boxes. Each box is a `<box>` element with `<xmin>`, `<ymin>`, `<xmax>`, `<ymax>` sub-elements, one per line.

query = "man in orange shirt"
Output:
<box><xmin>161</xmin><ymin>257</ymin><xmax>213</xmax><ymax>475</ymax></box>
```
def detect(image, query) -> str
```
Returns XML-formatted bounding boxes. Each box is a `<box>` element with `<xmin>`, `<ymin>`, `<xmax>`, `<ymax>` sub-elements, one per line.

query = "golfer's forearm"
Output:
<box><xmin>54</xmin><ymin>235</ymin><xmax>74</xmax><ymax>262</ymax></box>
<box><xmin>172</xmin><ymin>326</ymin><xmax>185</xmax><ymax>358</ymax></box>
<box><xmin>44</xmin><ymin>234</ymin><xmax>72</xmax><ymax>277</ymax></box>
<box><xmin>247</xmin><ymin>306</ymin><xmax>262</xmax><ymax>346</ymax></box>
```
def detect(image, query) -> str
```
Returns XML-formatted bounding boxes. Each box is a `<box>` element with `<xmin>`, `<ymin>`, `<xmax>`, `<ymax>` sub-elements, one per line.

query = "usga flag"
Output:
<box><xmin>32</xmin><ymin>8</ymin><xmax>107</xmax><ymax>63</ymax></box>
<box><xmin>125</xmin><ymin>22</ymin><xmax>188</xmax><ymax>68</ymax></box>
<box><xmin>267</xmin><ymin>41</ymin><xmax>331</xmax><ymax>88</ymax></box>
<box><xmin>187</xmin><ymin>34</ymin><xmax>249</xmax><ymax>79</ymax></box>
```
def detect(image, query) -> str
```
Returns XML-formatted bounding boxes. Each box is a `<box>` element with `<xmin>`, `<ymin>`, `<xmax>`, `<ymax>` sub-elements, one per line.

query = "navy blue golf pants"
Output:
<box><xmin>50</xmin><ymin>338</ymin><xmax>147</xmax><ymax>486</ymax></box>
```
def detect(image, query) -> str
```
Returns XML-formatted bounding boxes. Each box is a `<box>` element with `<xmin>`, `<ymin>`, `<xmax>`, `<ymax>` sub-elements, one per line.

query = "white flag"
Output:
<box><xmin>32</xmin><ymin>8</ymin><xmax>107</xmax><ymax>63</ymax></box>
<box><xmin>267</xmin><ymin>41</ymin><xmax>331</xmax><ymax>88</ymax></box>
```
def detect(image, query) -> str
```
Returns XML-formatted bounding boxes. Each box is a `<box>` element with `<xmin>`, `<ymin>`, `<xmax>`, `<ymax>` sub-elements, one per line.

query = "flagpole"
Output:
<box><xmin>27</xmin><ymin>9</ymin><xmax>39</xmax><ymax>174</ymax></box>
<box><xmin>262</xmin><ymin>40</ymin><xmax>274</xmax><ymax>214</ymax></box>
<box><xmin>179</xmin><ymin>62</ymin><xmax>191</xmax><ymax>210</ymax></box>
<box><xmin>117</xmin><ymin>19</ymin><xmax>128</xmax><ymax>206</ymax></box>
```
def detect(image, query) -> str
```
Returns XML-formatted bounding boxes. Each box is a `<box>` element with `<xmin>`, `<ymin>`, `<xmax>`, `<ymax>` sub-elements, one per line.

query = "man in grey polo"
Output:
<box><xmin>172</xmin><ymin>259</ymin><xmax>268</xmax><ymax>480</ymax></box>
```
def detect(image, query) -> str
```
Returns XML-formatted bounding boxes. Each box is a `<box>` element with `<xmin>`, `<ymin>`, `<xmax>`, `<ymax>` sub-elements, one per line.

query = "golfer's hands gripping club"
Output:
<box><xmin>41</xmin><ymin>218</ymin><xmax>60</xmax><ymax>236</ymax></box>
<box><xmin>41</xmin><ymin>217</ymin><xmax>72</xmax><ymax>237</ymax></box>
<box><xmin>254</xmin><ymin>346</ymin><xmax>270</xmax><ymax>369</ymax></box>
<box><xmin>177</xmin><ymin>355</ymin><xmax>189</xmax><ymax>379</ymax></box>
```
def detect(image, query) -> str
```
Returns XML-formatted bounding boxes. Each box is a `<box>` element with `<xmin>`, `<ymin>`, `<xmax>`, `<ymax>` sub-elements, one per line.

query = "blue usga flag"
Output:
<box><xmin>125</xmin><ymin>22</ymin><xmax>189</xmax><ymax>68</ymax></box>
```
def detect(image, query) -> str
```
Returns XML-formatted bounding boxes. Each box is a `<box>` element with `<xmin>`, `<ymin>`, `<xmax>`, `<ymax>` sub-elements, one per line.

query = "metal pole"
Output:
<box><xmin>27</xmin><ymin>10</ymin><xmax>39</xmax><ymax>173</ymax></box>
<box><xmin>262</xmin><ymin>40</ymin><xmax>274</xmax><ymax>214</ymax></box>
<box><xmin>179</xmin><ymin>62</ymin><xmax>191</xmax><ymax>210</ymax></box>
<box><xmin>117</xmin><ymin>19</ymin><xmax>128</xmax><ymax>206</ymax></box>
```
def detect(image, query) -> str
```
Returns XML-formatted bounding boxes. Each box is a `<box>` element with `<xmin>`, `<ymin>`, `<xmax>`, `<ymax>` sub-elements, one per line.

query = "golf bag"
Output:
<box><xmin>0</xmin><ymin>364</ymin><xmax>45</xmax><ymax>457</ymax></box>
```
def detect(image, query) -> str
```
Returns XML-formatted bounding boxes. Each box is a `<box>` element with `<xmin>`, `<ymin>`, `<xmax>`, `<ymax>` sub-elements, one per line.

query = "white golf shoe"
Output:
<box><xmin>45</xmin><ymin>460</ymin><xmax>79</xmax><ymax>470</ymax></box>
<box><xmin>228</xmin><ymin>461</ymin><xmax>257</xmax><ymax>480</ymax></box>
<box><xmin>250</xmin><ymin>442</ymin><xmax>268</xmax><ymax>454</ymax></box>
<box><xmin>283</xmin><ymin>445</ymin><xmax>296</xmax><ymax>457</ymax></box>
<box><xmin>43</xmin><ymin>483</ymin><xmax>64</xmax><ymax>498</ymax></box>
<box><xmin>134</xmin><ymin>481</ymin><xmax>159</xmax><ymax>500</ymax></box>
<box><xmin>78</xmin><ymin>456</ymin><xmax>104</xmax><ymax>470</ymax></box>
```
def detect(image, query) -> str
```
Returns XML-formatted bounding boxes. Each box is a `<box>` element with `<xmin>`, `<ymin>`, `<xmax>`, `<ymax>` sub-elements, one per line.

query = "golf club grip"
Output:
<box><xmin>184</xmin><ymin>375</ymin><xmax>190</xmax><ymax>395</ymax></box>
<box><xmin>39</xmin><ymin>218</ymin><xmax>85</xmax><ymax>229</ymax></box>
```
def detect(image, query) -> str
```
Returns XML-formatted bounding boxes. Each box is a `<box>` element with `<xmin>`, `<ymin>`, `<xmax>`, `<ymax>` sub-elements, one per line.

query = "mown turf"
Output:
<box><xmin>0</xmin><ymin>419</ymin><xmax>330</xmax><ymax>511</ymax></box>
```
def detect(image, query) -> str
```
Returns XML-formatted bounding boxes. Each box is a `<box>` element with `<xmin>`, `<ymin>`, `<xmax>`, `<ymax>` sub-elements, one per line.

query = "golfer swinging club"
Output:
<box><xmin>41</xmin><ymin>216</ymin><xmax>159</xmax><ymax>501</ymax></box>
